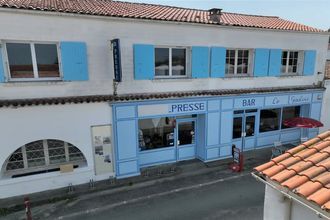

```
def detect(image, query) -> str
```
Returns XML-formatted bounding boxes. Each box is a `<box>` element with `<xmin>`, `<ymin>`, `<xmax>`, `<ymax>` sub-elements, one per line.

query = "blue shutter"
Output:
<box><xmin>210</xmin><ymin>47</ymin><xmax>226</xmax><ymax>78</ymax></box>
<box><xmin>303</xmin><ymin>50</ymin><xmax>316</xmax><ymax>76</ymax></box>
<box><xmin>268</xmin><ymin>49</ymin><xmax>282</xmax><ymax>77</ymax></box>
<box><xmin>133</xmin><ymin>44</ymin><xmax>154</xmax><ymax>80</ymax></box>
<box><xmin>254</xmin><ymin>48</ymin><xmax>270</xmax><ymax>77</ymax></box>
<box><xmin>192</xmin><ymin>46</ymin><xmax>209</xmax><ymax>78</ymax></box>
<box><xmin>60</xmin><ymin>42</ymin><xmax>88</xmax><ymax>81</ymax></box>
<box><xmin>0</xmin><ymin>46</ymin><xmax>5</xmax><ymax>82</ymax></box>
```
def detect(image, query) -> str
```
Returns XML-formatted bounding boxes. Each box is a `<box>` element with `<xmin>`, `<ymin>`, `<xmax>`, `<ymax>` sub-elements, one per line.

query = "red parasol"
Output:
<box><xmin>283</xmin><ymin>117</ymin><xmax>323</xmax><ymax>128</ymax></box>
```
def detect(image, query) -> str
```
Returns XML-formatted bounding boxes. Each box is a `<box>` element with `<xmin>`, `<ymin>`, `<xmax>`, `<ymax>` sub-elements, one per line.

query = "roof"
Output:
<box><xmin>0</xmin><ymin>0</ymin><xmax>323</xmax><ymax>32</ymax></box>
<box><xmin>254</xmin><ymin>130</ymin><xmax>330</xmax><ymax>214</ymax></box>
<box><xmin>0</xmin><ymin>85</ymin><xmax>323</xmax><ymax>108</ymax></box>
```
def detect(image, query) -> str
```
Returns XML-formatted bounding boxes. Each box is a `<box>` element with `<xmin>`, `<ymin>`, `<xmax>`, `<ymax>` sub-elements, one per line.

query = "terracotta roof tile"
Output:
<box><xmin>0</xmin><ymin>0</ymin><xmax>324</xmax><ymax>32</ymax></box>
<box><xmin>254</xmin><ymin>130</ymin><xmax>330</xmax><ymax>212</ymax></box>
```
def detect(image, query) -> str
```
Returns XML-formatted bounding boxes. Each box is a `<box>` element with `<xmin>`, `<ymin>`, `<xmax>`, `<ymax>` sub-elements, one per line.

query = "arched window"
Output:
<box><xmin>4</xmin><ymin>139</ymin><xmax>87</xmax><ymax>178</ymax></box>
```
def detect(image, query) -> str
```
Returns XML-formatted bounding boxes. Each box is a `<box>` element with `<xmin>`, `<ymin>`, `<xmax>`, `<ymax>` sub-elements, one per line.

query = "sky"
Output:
<box><xmin>123</xmin><ymin>0</ymin><xmax>330</xmax><ymax>31</ymax></box>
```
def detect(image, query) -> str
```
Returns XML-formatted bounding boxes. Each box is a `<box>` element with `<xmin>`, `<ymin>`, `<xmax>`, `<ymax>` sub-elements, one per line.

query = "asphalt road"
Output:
<box><xmin>70</xmin><ymin>175</ymin><xmax>265</xmax><ymax>220</ymax></box>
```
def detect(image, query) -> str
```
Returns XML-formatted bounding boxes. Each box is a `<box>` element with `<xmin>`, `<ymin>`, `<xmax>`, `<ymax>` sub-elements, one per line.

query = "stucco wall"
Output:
<box><xmin>264</xmin><ymin>185</ymin><xmax>323</xmax><ymax>220</ymax></box>
<box><xmin>0</xmin><ymin>9</ymin><xmax>328</xmax><ymax>99</ymax></box>
<box><xmin>0</xmin><ymin>103</ymin><xmax>112</xmax><ymax>198</ymax></box>
<box><xmin>320</xmin><ymin>80</ymin><xmax>330</xmax><ymax>132</ymax></box>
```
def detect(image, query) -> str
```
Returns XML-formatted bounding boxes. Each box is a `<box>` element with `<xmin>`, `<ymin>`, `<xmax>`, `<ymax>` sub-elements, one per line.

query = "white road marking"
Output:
<box><xmin>57</xmin><ymin>173</ymin><xmax>249</xmax><ymax>220</ymax></box>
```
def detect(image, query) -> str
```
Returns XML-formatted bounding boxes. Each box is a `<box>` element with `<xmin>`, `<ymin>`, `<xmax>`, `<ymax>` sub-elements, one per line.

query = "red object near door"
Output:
<box><xmin>283</xmin><ymin>117</ymin><xmax>323</xmax><ymax>128</ymax></box>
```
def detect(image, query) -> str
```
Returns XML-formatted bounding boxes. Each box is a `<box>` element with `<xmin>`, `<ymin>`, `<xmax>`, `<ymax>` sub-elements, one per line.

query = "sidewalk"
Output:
<box><xmin>0</xmin><ymin>147</ymin><xmax>272</xmax><ymax>220</ymax></box>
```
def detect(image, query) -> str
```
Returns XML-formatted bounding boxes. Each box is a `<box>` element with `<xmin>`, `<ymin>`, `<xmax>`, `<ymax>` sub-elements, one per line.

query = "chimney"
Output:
<box><xmin>209</xmin><ymin>8</ymin><xmax>222</xmax><ymax>23</ymax></box>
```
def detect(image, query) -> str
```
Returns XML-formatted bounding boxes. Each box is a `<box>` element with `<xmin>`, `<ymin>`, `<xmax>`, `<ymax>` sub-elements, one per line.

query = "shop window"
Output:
<box><xmin>281</xmin><ymin>51</ymin><xmax>303</xmax><ymax>75</ymax></box>
<box><xmin>155</xmin><ymin>47</ymin><xmax>186</xmax><ymax>77</ymax></box>
<box><xmin>259</xmin><ymin>108</ymin><xmax>281</xmax><ymax>133</ymax></box>
<box><xmin>281</xmin><ymin>106</ymin><xmax>301</xmax><ymax>129</ymax></box>
<box><xmin>6</xmin><ymin>42</ymin><xmax>60</xmax><ymax>80</ymax></box>
<box><xmin>4</xmin><ymin>139</ymin><xmax>86</xmax><ymax>178</ymax></box>
<box><xmin>138</xmin><ymin>117</ymin><xmax>175</xmax><ymax>151</ymax></box>
<box><xmin>225</xmin><ymin>49</ymin><xmax>251</xmax><ymax>76</ymax></box>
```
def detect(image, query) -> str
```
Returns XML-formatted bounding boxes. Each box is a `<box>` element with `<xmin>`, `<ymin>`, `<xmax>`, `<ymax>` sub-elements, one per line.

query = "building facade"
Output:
<box><xmin>0</xmin><ymin>1</ymin><xmax>329</xmax><ymax>198</ymax></box>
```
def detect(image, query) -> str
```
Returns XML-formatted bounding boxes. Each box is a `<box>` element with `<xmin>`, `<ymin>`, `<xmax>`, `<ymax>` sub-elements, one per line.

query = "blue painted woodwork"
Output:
<box><xmin>133</xmin><ymin>44</ymin><xmax>155</xmax><ymax>80</ymax></box>
<box><xmin>254</xmin><ymin>49</ymin><xmax>270</xmax><ymax>77</ymax></box>
<box><xmin>208</xmin><ymin>100</ymin><xmax>221</xmax><ymax>111</ymax></box>
<box><xmin>178</xmin><ymin>146</ymin><xmax>196</xmax><ymax>160</ymax></box>
<box><xmin>139</xmin><ymin>148</ymin><xmax>176</xmax><ymax>166</ymax></box>
<box><xmin>196</xmin><ymin>114</ymin><xmax>206</xmax><ymax>160</ymax></box>
<box><xmin>310</xmin><ymin>103</ymin><xmax>322</xmax><ymax>120</ymax></box>
<box><xmin>60</xmin><ymin>42</ymin><xmax>89</xmax><ymax>81</ymax></box>
<box><xmin>0</xmin><ymin>48</ymin><xmax>5</xmax><ymax>82</ymax></box>
<box><xmin>280</xmin><ymin>129</ymin><xmax>301</xmax><ymax>142</ymax></box>
<box><xmin>220</xmin><ymin>146</ymin><xmax>232</xmax><ymax>157</ymax></box>
<box><xmin>207</xmin><ymin>112</ymin><xmax>220</xmax><ymax>146</ymax></box>
<box><xmin>116</xmin><ymin>106</ymin><xmax>136</xmax><ymax>120</ymax></box>
<box><xmin>116</xmin><ymin>120</ymin><xmax>137</xmax><ymax>160</ymax></box>
<box><xmin>206</xmin><ymin>148</ymin><xmax>219</xmax><ymax>159</ymax></box>
<box><xmin>303</xmin><ymin>50</ymin><xmax>316</xmax><ymax>76</ymax></box>
<box><xmin>221</xmin><ymin>99</ymin><xmax>233</xmax><ymax>110</ymax></box>
<box><xmin>256</xmin><ymin>134</ymin><xmax>280</xmax><ymax>147</ymax></box>
<box><xmin>210</xmin><ymin>47</ymin><xmax>226</xmax><ymax>78</ymax></box>
<box><xmin>268</xmin><ymin>49</ymin><xmax>282</xmax><ymax>76</ymax></box>
<box><xmin>192</xmin><ymin>46</ymin><xmax>210</xmax><ymax>78</ymax></box>
<box><xmin>118</xmin><ymin>160</ymin><xmax>139</xmax><ymax>176</ymax></box>
<box><xmin>220</xmin><ymin>111</ymin><xmax>233</xmax><ymax>144</ymax></box>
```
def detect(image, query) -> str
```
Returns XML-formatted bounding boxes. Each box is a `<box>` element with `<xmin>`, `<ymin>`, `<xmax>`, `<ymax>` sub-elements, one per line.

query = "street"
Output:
<box><xmin>69</xmin><ymin>174</ymin><xmax>264</xmax><ymax>220</ymax></box>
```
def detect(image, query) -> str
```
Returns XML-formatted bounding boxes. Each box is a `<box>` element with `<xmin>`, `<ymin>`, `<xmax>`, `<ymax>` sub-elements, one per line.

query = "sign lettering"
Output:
<box><xmin>111</xmin><ymin>39</ymin><xmax>122</xmax><ymax>82</ymax></box>
<box><xmin>289</xmin><ymin>94</ymin><xmax>311</xmax><ymax>104</ymax></box>
<box><xmin>169</xmin><ymin>102</ymin><xmax>206</xmax><ymax>113</ymax></box>
<box><xmin>242</xmin><ymin>99</ymin><xmax>255</xmax><ymax>107</ymax></box>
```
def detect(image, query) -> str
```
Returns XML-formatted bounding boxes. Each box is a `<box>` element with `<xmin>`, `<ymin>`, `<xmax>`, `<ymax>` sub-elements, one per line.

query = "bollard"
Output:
<box><xmin>24</xmin><ymin>197</ymin><xmax>32</xmax><ymax>220</ymax></box>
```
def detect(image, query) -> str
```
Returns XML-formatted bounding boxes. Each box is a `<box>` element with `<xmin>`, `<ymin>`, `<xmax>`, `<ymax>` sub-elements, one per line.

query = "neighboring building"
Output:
<box><xmin>253</xmin><ymin>130</ymin><xmax>330</xmax><ymax>220</ymax></box>
<box><xmin>0</xmin><ymin>0</ymin><xmax>329</xmax><ymax>198</ymax></box>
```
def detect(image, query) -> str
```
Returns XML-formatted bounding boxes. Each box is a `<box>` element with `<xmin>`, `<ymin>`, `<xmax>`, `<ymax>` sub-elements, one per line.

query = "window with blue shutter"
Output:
<box><xmin>0</xmin><ymin>46</ymin><xmax>5</xmax><ymax>82</ymax></box>
<box><xmin>60</xmin><ymin>42</ymin><xmax>89</xmax><ymax>81</ymax></box>
<box><xmin>254</xmin><ymin>48</ymin><xmax>270</xmax><ymax>77</ymax></box>
<box><xmin>192</xmin><ymin>46</ymin><xmax>210</xmax><ymax>78</ymax></box>
<box><xmin>133</xmin><ymin>44</ymin><xmax>155</xmax><ymax>80</ymax></box>
<box><xmin>268</xmin><ymin>49</ymin><xmax>282</xmax><ymax>77</ymax></box>
<box><xmin>210</xmin><ymin>47</ymin><xmax>226</xmax><ymax>78</ymax></box>
<box><xmin>303</xmin><ymin>50</ymin><xmax>316</xmax><ymax>76</ymax></box>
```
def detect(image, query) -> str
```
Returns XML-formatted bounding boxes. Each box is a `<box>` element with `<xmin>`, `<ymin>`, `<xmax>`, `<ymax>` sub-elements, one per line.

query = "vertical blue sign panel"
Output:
<box><xmin>111</xmin><ymin>39</ymin><xmax>122</xmax><ymax>82</ymax></box>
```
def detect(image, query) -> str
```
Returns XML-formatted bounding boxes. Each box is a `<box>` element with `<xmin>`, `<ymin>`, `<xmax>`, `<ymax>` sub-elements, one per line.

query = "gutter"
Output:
<box><xmin>251</xmin><ymin>172</ymin><xmax>330</xmax><ymax>220</ymax></box>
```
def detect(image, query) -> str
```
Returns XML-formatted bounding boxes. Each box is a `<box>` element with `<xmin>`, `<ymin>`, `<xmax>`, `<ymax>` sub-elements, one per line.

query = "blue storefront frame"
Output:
<box><xmin>112</xmin><ymin>89</ymin><xmax>324</xmax><ymax>178</ymax></box>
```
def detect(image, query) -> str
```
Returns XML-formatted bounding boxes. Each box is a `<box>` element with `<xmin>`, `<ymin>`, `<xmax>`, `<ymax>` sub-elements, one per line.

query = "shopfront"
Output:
<box><xmin>112</xmin><ymin>89</ymin><xmax>323</xmax><ymax>178</ymax></box>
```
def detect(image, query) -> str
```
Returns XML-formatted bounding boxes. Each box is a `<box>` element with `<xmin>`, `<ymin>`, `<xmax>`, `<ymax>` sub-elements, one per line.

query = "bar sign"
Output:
<box><xmin>111</xmin><ymin>39</ymin><xmax>122</xmax><ymax>82</ymax></box>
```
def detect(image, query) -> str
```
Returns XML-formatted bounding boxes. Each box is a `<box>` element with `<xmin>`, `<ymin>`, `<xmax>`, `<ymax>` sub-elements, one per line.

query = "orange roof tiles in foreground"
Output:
<box><xmin>0</xmin><ymin>0</ymin><xmax>324</xmax><ymax>32</ymax></box>
<box><xmin>254</xmin><ymin>130</ymin><xmax>330</xmax><ymax>215</ymax></box>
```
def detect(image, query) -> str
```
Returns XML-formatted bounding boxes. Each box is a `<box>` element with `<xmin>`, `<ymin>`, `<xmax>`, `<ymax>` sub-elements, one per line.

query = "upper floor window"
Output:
<box><xmin>281</xmin><ymin>51</ymin><xmax>300</xmax><ymax>75</ymax></box>
<box><xmin>5</xmin><ymin>42</ymin><xmax>60</xmax><ymax>80</ymax></box>
<box><xmin>155</xmin><ymin>47</ymin><xmax>186</xmax><ymax>78</ymax></box>
<box><xmin>225</xmin><ymin>49</ymin><xmax>250</xmax><ymax>76</ymax></box>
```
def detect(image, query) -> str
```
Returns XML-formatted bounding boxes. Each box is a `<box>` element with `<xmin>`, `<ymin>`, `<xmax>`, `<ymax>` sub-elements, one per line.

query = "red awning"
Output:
<box><xmin>283</xmin><ymin>117</ymin><xmax>323</xmax><ymax>128</ymax></box>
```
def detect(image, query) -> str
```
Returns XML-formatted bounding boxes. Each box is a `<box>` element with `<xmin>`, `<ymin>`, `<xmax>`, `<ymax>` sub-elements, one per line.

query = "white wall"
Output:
<box><xmin>0</xmin><ymin>9</ymin><xmax>328</xmax><ymax>99</ymax></box>
<box><xmin>0</xmin><ymin>103</ymin><xmax>112</xmax><ymax>198</ymax></box>
<box><xmin>320</xmin><ymin>80</ymin><xmax>330</xmax><ymax>132</ymax></box>
<box><xmin>264</xmin><ymin>185</ymin><xmax>323</xmax><ymax>220</ymax></box>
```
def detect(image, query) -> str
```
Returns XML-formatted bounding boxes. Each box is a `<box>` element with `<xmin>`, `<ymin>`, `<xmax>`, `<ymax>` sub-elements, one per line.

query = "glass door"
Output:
<box><xmin>176</xmin><ymin>119</ymin><xmax>196</xmax><ymax>161</ymax></box>
<box><xmin>232</xmin><ymin>110</ymin><xmax>257</xmax><ymax>150</ymax></box>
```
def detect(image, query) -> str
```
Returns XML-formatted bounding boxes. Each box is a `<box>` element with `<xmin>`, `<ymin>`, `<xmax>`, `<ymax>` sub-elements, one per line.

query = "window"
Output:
<box><xmin>155</xmin><ymin>47</ymin><xmax>186</xmax><ymax>77</ymax></box>
<box><xmin>226</xmin><ymin>49</ymin><xmax>250</xmax><ymax>75</ymax></box>
<box><xmin>6</xmin><ymin>42</ymin><xmax>60</xmax><ymax>80</ymax></box>
<box><xmin>281</xmin><ymin>51</ymin><xmax>299</xmax><ymax>74</ymax></box>
<box><xmin>281</xmin><ymin>106</ymin><xmax>300</xmax><ymax>129</ymax></box>
<box><xmin>138</xmin><ymin>117</ymin><xmax>175</xmax><ymax>151</ymax></box>
<box><xmin>5</xmin><ymin>139</ymin><xmax>86</xmax><ymax>177</ymax></box>
<box><xmin>259</xmin><ymin>108</ymin><xmax>281</xmax><ymax>133</ymax></box>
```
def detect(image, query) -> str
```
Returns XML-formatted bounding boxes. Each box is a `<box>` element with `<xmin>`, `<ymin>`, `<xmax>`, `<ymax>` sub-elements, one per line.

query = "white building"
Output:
<box><xmin>0</xmin><ymin>0</ymin><xmax>329</xmax><ymax>198</ymax></box>
<box><xmin>253</xmin><ymin>131</ymin><xmax>330</xmax><ymax>220</ymax></box>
